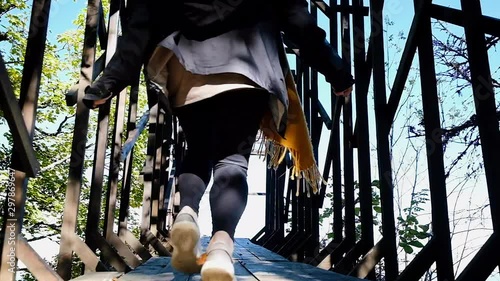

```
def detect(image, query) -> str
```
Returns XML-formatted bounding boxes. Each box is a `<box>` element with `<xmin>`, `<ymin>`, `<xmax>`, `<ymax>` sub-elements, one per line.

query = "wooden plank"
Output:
<box><xmin>456</xmin><ymin>234</ymin><xmax>500</xmax><ymax>281</ymax></box>
<box><xmin>350</xmin><ymin>238</ymin><xmax>385</xmax><ymax>278</ymax></box>
<box><xmin>71</xmin><ymin>233</ymin><xmax>109</xmax><ymax>272</ymax></box>
<box><xmin>90</xmin><ymin>232</ymin><xmax>131</xmax><ymax>273</ymax></box>
<box><xmin>235</xmin><ymin>239</ymin><xmax>288</xmax><ymax>262</ymax></box>
<box><xmin>97</xmin><ymin>1</ymin><xmax>109</xmax><ymax>50</ymax></box>
<box><xmin>70</xmin><ymin>272</ymin><xmax>123</xmax><ymax>281</ymax></box>
<box><xmin>430</xmin><ymin>4</ymin><xmax>500</xmax><ymax>37</ymax></box>
<box><xmin>142</xmin><ymin>229</ymin><xmax>171</xmax><ymax>256</ymax></box>
<box><xmin>56</xmin><ymin>0</ymin><xmax>100</xmax><ymax>277</ymax></box>
<box><xmin>85</xmin><ymin>91</ymin><xmax>111</xmax><ymax>252</ymax></box>
<box><xmin>369</xmin><ymin>0</ymin><xmax>399</xmax><ymax>278</ymax></box>
<box><xmin>188</xmin><ymin>262</ymin><xmax>257</xmax><ymax>281</ymax></box>
<box><xmin>17</xmin><ymin>236</ymin><xmax>64</xmax><ymax>281</ymax></box>
<box><xmin>233</xmin><ymin>246</ymin><xmax>261</xmax><ymax>262</ymax></box>
<box><xmin>385</xmin><ymin>0</ymin><xmax>422</xmax><ymax>128</ymax></box>
<box><xmin>118</xmin><ymin>241</ymin><xmax>364</xmax><ymax>281</ymax></box>
<box><xmin>103</xmin><ymin>92</ymin><xmax>126</xmax><ymax>239</ymax></box>
<box><xmin>149</xmin><ymin>110</ymin><xmax>165</xmax><ymax>236</ymax></box>
<box><xmin>119</xmin><ymin>257</ymin><xmax>361</xmax><ymax>281</ymax></box>
<box><xmin>107</xmin><ymin>232</ymin><xmax>143</xmax><ymax>268</ymax></box>
<box><xmin>118</xmin><ymin>82</ymin><xmax>139</xmax><ymax>237</ymax></box>
<box><xmin>118</xmin><ymin>257</ymin><xmax>189</xmax><ymax>281</ymax></box>
<box><xmin>199</xmin><ymin>237</ymin><xmax>258</xmax><ymax>262</ymax></box>
<box><xmin>140</xmin><ymin>104</ymin><xmax>158</xmax><ymax>239</ymax></box>
<box><xmin>0</xmin><ymin>54</ymin><xmax>39</xmax><ymax>177</ymax></box>
<box><xmin>103</xmin><ymin>0</ymin><xmax>124</xmax><ymax>240</ymax></box>
<box><xmin>119</xmin><ymin>228</ymin><xmax>153</xmax><ymax>261</ymax></box>
<box><xmin>0</xmin><ymin>0</ymin><xmax>50</xmax><ymax>178</ymax></box>
<box><xmin>119</xmin><ymin>257</ymin><xmax>257</xmax><ymax>281</ymax></box>
<box><xmin>241</xmin><ymin>260</ymin><xmax>362</xmax><ymax>281</ymax></box>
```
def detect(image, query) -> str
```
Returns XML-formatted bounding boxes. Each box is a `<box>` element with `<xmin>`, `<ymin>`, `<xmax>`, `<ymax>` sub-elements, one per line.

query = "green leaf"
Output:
<box><xmin>400</xmin><ymin>243</ymin><xmax>414</xmax><ymax>254</ymax></box>
<box><xmin>408</xmin><ymin>240</ymin><xmax>425</xmax><ymax>248</ymax></box>
<box><xmin>418</xmin><ymin>224</ymin><xmax>430</xmax><ymax>232</ymax></box>
<box><xmin>416</xmin><ymin>232</ymin><xmax>430</xmax><ymax>239</ymax></box>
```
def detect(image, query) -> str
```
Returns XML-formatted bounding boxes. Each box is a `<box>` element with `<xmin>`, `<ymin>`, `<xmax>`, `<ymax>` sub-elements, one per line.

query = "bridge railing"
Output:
<box><xmin>1</xmin><ymin>0</ymin><xmax>172</xmax><ymax>280</ymax></box>
<box><xmin>252</xmin><ymin>1</ymin><xmax>500</xmax><ymax>281</ymax></box>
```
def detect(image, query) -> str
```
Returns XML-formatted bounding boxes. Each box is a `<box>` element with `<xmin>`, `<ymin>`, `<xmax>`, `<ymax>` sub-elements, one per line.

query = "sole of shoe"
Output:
<box><xmin>201</xmin><ymin>260</ymin><xmax>235</xmax><ymax>281</ymax></box>
<box><xmin>170</xmin><ymin>221</ymin><xmax>201</xmax><ymax>274</ymax></box>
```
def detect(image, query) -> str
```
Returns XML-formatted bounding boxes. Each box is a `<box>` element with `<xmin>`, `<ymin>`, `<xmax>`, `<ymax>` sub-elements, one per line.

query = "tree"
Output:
<box><xmin>385</xmin><ymin>16</ymin><xmax>499</xmax><ymax>280</ymax></box>
<box><xmin>1</xmin><ymin>2</ymin><xmax>150</xmax><ymax>279</ymax></box>
<box><xmin>318</xmin><ymin>14</ymin><xmax>499</xmax><ymax>281</ymax></box>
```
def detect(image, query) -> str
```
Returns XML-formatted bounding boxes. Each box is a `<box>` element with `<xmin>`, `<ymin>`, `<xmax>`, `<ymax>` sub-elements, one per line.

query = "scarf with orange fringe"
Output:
<box><xmin>260</xmin><ymin>71</ymin><xmax>326</xmax><ymax>197</ymax></box>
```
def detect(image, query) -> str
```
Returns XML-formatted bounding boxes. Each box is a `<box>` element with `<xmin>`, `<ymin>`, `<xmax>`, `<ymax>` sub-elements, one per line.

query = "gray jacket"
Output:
<box><xmin>88</xmin><ymin>1</ymin><xmax>354</xmax><ymax>111</ymax></box>
<box><xmin>150</xmin><ymin>20</ymin><xmax>290</xmax><ymax>134</ymax></box>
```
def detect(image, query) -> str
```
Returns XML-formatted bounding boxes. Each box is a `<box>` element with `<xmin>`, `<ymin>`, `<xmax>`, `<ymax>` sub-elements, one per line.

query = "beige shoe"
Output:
<box><xmin>170</xmin><ymin>206</ymin><xmax>202</xmax><ymax>274</ymax></box>
<box><xmin>200</xmin><ymin>231</ymin><xmax>235</xmax><ymax>281</ymax></box>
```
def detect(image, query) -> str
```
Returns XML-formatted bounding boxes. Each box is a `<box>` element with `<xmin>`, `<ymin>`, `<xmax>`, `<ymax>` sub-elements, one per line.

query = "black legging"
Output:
<box><xmin>174</xmin><ymin>89</ymin><xmax>269</xmax><ymax>239</ymax></box>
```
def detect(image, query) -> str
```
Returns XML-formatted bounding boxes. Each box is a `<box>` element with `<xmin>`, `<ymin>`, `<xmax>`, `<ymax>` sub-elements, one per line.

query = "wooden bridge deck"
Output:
<box><xmin>71</xmin><ymin>238</ymin><xmax>361</xmax><ymax>281</ymax></box>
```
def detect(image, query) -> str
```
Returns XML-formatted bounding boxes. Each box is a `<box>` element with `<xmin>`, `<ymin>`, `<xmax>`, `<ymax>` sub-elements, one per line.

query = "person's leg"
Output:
<box><xmin>176</xmin><ymin>104</ymin><xmax>213</xmax><ymax>214</ymax></box>
<box><xmin>209</xmin><ymin>90</ymin><xmax>269</xmax><ymax>239</ymax></box>
<box><xmin>210</xmin><ymin>155</ymin><xmax>250</xmax><ymax>239</ymax></box>
<box><xmin>169</xmin><ymin>100</ymin><xmax>213</xmax><ymax>274</ymax></box>
<box><xmin>201</xmin><ymin>89</ymin><xmax>269</xmax><ymax>281</ymax></box>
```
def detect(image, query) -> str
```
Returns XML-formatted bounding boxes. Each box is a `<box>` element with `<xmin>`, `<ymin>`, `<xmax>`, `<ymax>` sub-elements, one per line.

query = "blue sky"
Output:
<box><xmin>45</xmin><ymin>0</ymin><xmax>86</xmax><ymax>40</ymax></box>
<box><xmin>43</xmin><ymin>0</ymin><xmax>499</xmax><ymax>90</ymax></box>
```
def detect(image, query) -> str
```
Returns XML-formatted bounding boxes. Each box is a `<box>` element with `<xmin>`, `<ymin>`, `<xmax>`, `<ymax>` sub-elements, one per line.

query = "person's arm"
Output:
<box><xmin>88</xmin><ymin>0</ymin><xmax>153</xmax><ymax>96</ymax></box>
<box><xmin>279</xmin><ymin>0</ymin><xmax>354</xmax><ymax>94</ymax></box>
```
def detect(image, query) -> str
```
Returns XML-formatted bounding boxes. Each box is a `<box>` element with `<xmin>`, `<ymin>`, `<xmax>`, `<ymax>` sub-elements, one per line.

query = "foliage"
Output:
<box><xmin>407</xmin><ymin>20</ymin><xmax>500</xmax><ymax>179</ymax></box>
<box><xmin>396</xmin><ymin>188</ymin><xmax>431</xmax><ymax>255</ymax></box>
<box><xmin>1</xmin><ymin>0</ymin><xmax>82</xmax><ymax>239</ymax></box>
<box><xmin>319</xmin><ymin>180</ymin><xmax>431</xmax><ymax>256</ymax></box>
<box><xmin>1</xmin><ymin>1</ymin><xmax>150</xmax><ymax>279</ymax></box>
<box><xmin>317</xmin><ymin>15</ymin><xmax>499</xmax><ymax>280</ymax></box>
<box><xmin>0</xmin><ymin>1</ymin><xmax>27</xmax><ymax>43</ymax></box>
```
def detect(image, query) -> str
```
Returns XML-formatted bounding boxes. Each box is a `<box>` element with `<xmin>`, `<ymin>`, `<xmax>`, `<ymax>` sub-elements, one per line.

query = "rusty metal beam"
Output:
<box><xmin>57</xmin><ymin>0</ymin><xmax>101</xmax><ymax>278</ymax></box>
<box><xmin>0</xmin><ymin>1</ymin><xmax>51</xmax><ymax>280</ymax></box>
<box><xmin>0</xmin><ymin>56</ymin><xmax>39</xmax><ymax>177</ymax></box>
<box><xmin>350</xmin><ymin>239</ymin><xmax>385</xmax><ymax>279</ymax></box>
<box><xmin>369</xmin><ymin>0</ymin><xmax>399</xmax><ymax>279</ymax></box>
<box><xmin>17</xmin><ymin>236</ymin><xmax>64</xmax><ymax>281</ymax></box>
<box><xmin>395</xmin><ymin>238</ymin><xmax>437</xmax><ymax>281</ymax></box>
<box><xmin>431</xmin><ymin>4</ymin><xmax>500</xmax><ymax>37</ymax></box>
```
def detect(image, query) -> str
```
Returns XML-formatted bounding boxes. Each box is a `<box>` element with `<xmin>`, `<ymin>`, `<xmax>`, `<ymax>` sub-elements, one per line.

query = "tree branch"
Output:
<box><xmin>0</xmin><ymin>4</ymin><xmax>16</xmax><ymax>19</ymax></box>
<box><xmin>0</xmin><ymin>32</ymin><xmax>8</xmax><ymax>42</ymax></box>
<box><xmin>26</xmin><ymin>233</ymin><xmax>58</xmax><ymax>243</ymax></box>
<box><xmin>4</xmin><ymin>60</ymin><xmax>23</xmax><ymax>65</ymax></box>
<box><xmin>35</xmin><ymin>115</ymin><xmax>74</xmax><ymax>137</ymax></box>
<box><xmin>39</xmin><ymin>143</ymin><xmax>93</xmax><ymax>172</ymax></box>
<box><xmin>444</xmin><ymin>136</ymin><xmax>479</xmax><ymax>178</ymax></box>
<box><xmin>408</xmin><ymin>110</ymin><xmax>500</xmax><ymax>143</ymax></box>
<box><xmin>25</xmin><ymin>222</ymin><xmax>62</xmax><ymax>237</ymax></box>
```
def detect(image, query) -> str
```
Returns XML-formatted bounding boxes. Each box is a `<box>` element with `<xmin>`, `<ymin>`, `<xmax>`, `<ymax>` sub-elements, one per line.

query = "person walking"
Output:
<box><xmin>83</xmin><ymin>1</ymin><xmax>354</xmax><ymax>280</ymax></box>
<box><xmin>145</xmin><ymin>2</ymin><xmax>354</xmax><ymax>280</ymax></box>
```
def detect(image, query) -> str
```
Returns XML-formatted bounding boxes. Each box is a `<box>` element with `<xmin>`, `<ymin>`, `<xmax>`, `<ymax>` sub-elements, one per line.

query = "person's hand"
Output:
<box><xmin>334</xmin><ymin>86</ymin><xmax>353</xmax><ymax>97</ymax></box>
